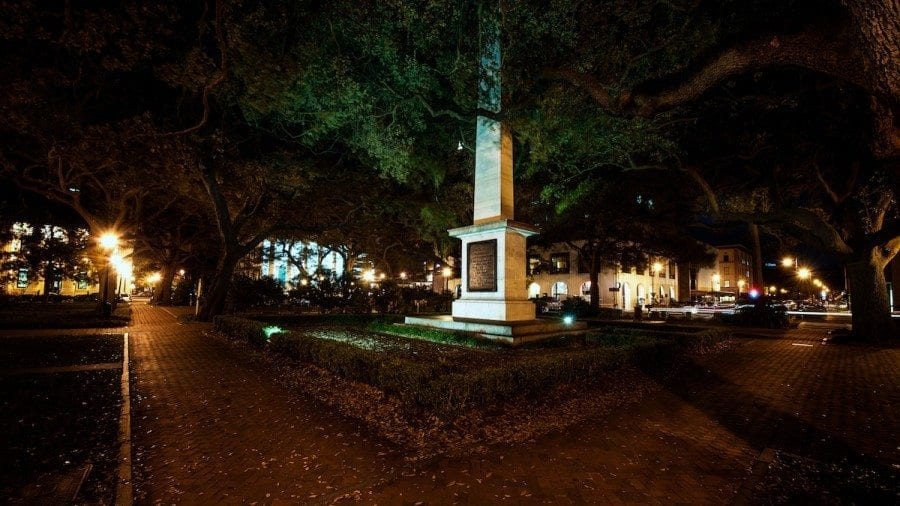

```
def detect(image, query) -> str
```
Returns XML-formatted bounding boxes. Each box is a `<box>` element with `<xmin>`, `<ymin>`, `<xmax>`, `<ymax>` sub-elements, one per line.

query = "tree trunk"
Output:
<box><xmin>845</xmin><ymin>251</ymin><xmax>893</xmax><ymax>341</ymax></box>
<box><xmin>841</xmin><ymin>0</ymin><xmax>900</xmax><ymax>158</ymax></box>
<box><xmin>152</xmin><ymin>263</ymin><xmax>177</xmax><ymax>305</ymax></box>
<box><xmin>588</xmin><ymin>253</ymin><xmax>601</xmax><ymax>310</ymax></box>
<box><xmin>749</xmin><ymin>223</ymin><xmax>764</xmax><ymax>288</ymax></box>
<box><xmin>42</xmin><ymin>264</ymin><xmax>54</xmax><ymax>302</ymax></box>
<box><xmin>199</xmin><ymin>254</ymin><xmax>240</xmax><ymax>321</ymax></box>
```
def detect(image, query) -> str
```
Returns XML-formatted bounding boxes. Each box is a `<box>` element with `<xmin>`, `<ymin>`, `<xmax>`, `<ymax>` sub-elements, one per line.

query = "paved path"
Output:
<box><xmin>128</xmin><ymin>304</ymin><xmax>406</xmax><ymax>504</ymax></box>
<box><xmin>124</xmin><ymin>304</ymin><xmax>899</xmax><ymax>504</ymax></box>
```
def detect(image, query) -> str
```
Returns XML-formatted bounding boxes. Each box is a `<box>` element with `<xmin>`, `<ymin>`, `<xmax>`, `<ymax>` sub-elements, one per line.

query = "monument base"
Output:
<box><xmin>450</xmin><ymin>298</ymin><xmax>536</xmax><ymax>322</ymax></box>
<box><xmin>403</xmin><ymin>315</ymin><xmax>588</xmax><ymax>346</ymax></box>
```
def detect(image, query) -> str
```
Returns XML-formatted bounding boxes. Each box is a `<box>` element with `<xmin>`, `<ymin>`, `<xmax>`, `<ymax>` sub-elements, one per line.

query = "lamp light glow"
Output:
<box><xmin>98</xmin><ymin>232</ymin><xmax>119</xmax><ymax>250</ymax></box>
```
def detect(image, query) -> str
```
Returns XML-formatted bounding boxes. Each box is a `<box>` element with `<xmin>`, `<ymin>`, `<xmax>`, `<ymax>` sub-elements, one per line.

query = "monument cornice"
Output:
<box><xmin>448</xmin><ymin>219</ymin><xmax>539</xmax><ymax>239</ymax></box>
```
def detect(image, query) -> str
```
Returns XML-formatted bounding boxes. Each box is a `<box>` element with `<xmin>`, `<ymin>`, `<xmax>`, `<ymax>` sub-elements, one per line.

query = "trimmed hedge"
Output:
<box><xmin>215</xmin><ymin>316</ymin><xmax>730</xmax><ymax>418</ymax></box>
<box><xmin>213</xmin><ymin>316</ymin><xmax>270</xmax><ymax>347</ymax></box>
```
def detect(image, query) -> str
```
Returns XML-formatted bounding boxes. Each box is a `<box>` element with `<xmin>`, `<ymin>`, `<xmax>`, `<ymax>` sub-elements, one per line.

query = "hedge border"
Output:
<box><xmin>214</xmin><ymin>316</ymin><xmax>730</xmax><ymax>418</ymax></box>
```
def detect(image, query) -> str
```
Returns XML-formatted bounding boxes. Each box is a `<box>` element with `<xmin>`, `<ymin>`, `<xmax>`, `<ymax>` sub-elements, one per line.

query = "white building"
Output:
<box><xmin>259</xmin><ymin>239</ymin><xmax>346</xmax><ymax>289</ymax></box>
<box><xmin>526</xmin><ymin>242</ymin><xmax>679</xmax><ymax>311</ymax></box>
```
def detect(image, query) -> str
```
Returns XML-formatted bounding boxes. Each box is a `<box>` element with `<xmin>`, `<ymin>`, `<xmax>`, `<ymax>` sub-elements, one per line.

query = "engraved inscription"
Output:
<box><xmin>468</xmin><ymin>240</ymin><xmax>497</xmax><ymax>292</ymax></box>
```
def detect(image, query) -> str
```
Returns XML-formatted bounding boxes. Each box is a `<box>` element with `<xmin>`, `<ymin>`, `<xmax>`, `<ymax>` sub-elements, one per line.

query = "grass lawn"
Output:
<box><xmin>0</xmin><ymin>334</ymin><xmax>124</xmax><ymax>503</ymax></box>
<box><xmin>0</xmin><ymin>302</ymin><xmax>131</xmax><ymax>329</ymax></box>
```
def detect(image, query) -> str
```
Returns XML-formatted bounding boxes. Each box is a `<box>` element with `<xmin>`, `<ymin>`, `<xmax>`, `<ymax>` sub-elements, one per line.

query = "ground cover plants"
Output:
<box><xmin>0</xmin><ymin>334</ymin><xmax>124</xmax><ymax>503</ymax></box>
<box><xmin>212</xmin><ymin>315</ymin><xmax>733</xmax><ymax>458</ymax></box>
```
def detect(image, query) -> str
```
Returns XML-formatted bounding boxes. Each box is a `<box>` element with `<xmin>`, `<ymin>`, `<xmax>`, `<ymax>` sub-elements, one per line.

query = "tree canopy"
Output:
<box><xmin>0</xmin><ymin>0</ymin><xmax>897</xmax><ymax>336</ymax></box>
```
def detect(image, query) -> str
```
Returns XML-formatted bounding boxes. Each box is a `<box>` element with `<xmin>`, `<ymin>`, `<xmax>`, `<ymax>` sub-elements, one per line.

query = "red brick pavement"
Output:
<box><xmin>127</xmin><ymin>304</ymin><xmax>407</xmax><ymax>504</ymax></box>
<box><xmin>125</xmin><ymin>304</ymin><xmax>900</xmax><ymax>504</ymax></box>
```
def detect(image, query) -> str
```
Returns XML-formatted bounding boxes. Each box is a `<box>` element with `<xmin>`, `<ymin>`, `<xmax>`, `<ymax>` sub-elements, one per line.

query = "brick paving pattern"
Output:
<box><xmin>127</xmin><ymin>304</ymin><xmax>405</xmax><ymax>503</ymax></box>
<box><xmin>120</xmin><ymin>305</ymin><xmax>900</xmax><ymax>503</ymax></box>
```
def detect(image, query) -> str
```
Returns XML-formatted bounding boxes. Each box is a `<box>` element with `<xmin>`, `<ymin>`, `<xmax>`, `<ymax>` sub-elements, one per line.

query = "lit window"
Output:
<box><xmin>550</xmin><ymin>253</ymin><xmax>569</xmax><ymax>274</ymax></box>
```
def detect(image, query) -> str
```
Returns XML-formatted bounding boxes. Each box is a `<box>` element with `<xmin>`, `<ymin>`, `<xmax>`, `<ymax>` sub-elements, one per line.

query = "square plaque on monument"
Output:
<box><xmin>467</xmin><ymin>239</ymin><xmax>497</xmax><ymax>292</ymax></box>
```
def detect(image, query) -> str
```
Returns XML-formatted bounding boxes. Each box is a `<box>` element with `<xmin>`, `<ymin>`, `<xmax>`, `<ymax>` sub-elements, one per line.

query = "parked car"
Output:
<box><xmin>797</xmin><ymin>300</ymin><xmax>825</xmax><ymax>312</ymax></box>
<box><xmin>533</xmin><ymin>296</ymin><xmax>563</xmax><ymax>314</ymax></box>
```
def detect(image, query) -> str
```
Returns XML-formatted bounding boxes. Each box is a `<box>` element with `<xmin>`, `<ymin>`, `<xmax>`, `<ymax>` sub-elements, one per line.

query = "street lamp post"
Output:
<box><xmin>98</xmin><ymin>232</ymin><xmax>118</xmax><ymax>316</ymax></box>
<box><xmin>796</xmin><ymin>267</ymin><xmax>812</xmax><ymax>299</ymax></box>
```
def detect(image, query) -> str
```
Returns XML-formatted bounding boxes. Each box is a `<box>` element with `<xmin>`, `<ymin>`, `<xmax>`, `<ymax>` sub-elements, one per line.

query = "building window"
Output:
<box><xmin>723</xmin><ymin>254</ymin><xmax>730</xmax><ymax>263</ymax></box>
<box><xmin>551</xmin><ymin>281</ymin><xmax>568</xmax><ymax>299</ymax></box>
<box><xmin>16</xmin><ymin>268</ymin><xmax>28</xmax><ymax>288</ymax></box>
<box><xmin>723</xmin><ymin>266</ymin><xmax>731</xmax><ymax>275</ymax></box>
<box><xmin>550</xmin><ymin>253</ymin><xmax>569</xmax><ymax>274</ymax></box>
<box><xmin>723</xmin><ymin>280</ymin><xmax>731</xmax><ymax>288</ymax></box>
<box><xmin>668</xmin><ymin>261</ymin><xmax>676</xmax><ymax>279</ymax></box>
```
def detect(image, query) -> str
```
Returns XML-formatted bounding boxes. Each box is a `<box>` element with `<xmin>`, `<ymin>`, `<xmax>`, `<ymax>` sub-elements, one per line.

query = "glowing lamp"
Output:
<box><xmin>98</xmin><ymin>232</ymin><xmax>119</xmax><ymax>250</ymax></box>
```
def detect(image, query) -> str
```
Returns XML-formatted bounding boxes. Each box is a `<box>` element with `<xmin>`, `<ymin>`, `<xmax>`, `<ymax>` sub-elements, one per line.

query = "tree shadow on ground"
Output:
<box><xmin>638</xmin><ymin>345</ymin><xmax>897</xmax><ymax>477</ymax></box>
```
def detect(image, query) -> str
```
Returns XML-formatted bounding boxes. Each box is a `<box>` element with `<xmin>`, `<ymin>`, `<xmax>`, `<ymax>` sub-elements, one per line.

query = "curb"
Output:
<box><xmin>116</xmin><ymin>332</ymin><xmax>133</xmax><ymax>505</ymax></box>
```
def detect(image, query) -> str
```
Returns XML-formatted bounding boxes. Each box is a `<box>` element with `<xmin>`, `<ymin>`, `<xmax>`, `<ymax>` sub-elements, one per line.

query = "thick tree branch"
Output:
<box><xmin>681</xmin><ymin>164</ymin><xmax>719</xmax><ymax>214</ymax></box>
<box><xmin>543</xmin><ymin>24</ymin><xmax>874</xmax><ymax>117</ymax></box>
<box><xmin>871</xmin><ymin>191</ymin><xmax>893</xmax><ymax>232</ymax></box>
<box><xmin>751</xmin><ymin>208</ymin><xmax>855</xmax><ymax>257</ymax></box>
<box><xmin>538</xmin><ymin>68</ymin><xmax>619</xmax><ymax>112</ymax></box>
<box><xmin>164</xmin><ymin>0</ymin><xmax>227</xmax><ymax>137</ymax></box>
<box><xmin>200</xmin><ymin>165</ymin><xmax>235</xmax><ymax>246</ymax></box>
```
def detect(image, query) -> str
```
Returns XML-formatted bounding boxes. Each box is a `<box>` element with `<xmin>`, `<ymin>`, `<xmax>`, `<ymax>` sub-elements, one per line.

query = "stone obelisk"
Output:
<box><xmin>404</xmin><ymin>4</ymin><xmax>586</xmax><ymax>342</ymax></box>
<box><xmin>447</xmin><ymin>4</ymin><xmax>538</xmax><ymax>322</ymax></box>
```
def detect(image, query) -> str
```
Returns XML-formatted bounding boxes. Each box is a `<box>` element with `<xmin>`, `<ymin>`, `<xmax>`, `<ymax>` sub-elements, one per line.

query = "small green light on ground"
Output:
<box><xmin>263</xmin><ymin>326</ymin><xmax>284</xmax><ymax>340</ymax></box>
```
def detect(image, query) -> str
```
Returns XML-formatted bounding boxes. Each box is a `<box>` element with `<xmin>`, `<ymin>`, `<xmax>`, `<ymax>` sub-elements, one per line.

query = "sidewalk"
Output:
<box><xmin>128</xmin><ymin>304</ymin><xmax>407</xmax><ymax>503</ymax></box>
<box><xmin>126</xmin><ymin>304</ymin><xmax>900</xmax><ymax>503</ymax></box>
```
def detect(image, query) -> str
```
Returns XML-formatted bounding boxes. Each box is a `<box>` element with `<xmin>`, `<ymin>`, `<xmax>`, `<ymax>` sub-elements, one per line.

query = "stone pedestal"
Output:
<box><xmin>448</xmin><ymin>219</ymin><xmax>537</xmax><ymax>322</ymax></box>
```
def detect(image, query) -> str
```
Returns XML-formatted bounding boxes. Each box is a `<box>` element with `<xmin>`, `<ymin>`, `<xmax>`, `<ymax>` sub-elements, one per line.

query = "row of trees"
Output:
<box><xmin>0</xmin><ymin>0</ymin><xmax>896</xmax><ymax>339</ymax></box>
<box><xmin>0</xmin><ymin>221</ymin><xmax>93</xmax><ymax>299</ymax></box>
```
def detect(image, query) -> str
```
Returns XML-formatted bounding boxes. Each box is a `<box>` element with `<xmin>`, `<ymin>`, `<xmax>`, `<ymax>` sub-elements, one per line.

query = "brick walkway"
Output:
<box><xmin>128</xmin><ymin>304</ymin><xmax>406</xmax><ymax>503</ymax></box>
<box><xmin>125</xmin><ymin>304</ymin><xmax>899</xmax><ymax>504</ymax></box>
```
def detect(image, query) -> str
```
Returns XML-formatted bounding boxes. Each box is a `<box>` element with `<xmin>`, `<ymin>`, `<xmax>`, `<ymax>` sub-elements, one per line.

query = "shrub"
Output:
<box><xmin>213</xmin><ymin>315</ymin><xmax>269</xmax><ymax>347</ymax></box>
<box><xmin>216</xmin><ymin>316</ymin><xmax>731</xmax><ymax>419</ymax></box>
<box><xmin>594</xmin><ymin>307</ymin><xmax>624</xmax><ymax>319</ymax></box>
<box><xmin>561</xmin><ymin>296</ymin><xmax>594</xmax><ymax>318</ymax></box>
<box><xmin>230</xmin><ymin>275</ymin><xmax>286</xmax><ymax>309</ymax></box>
